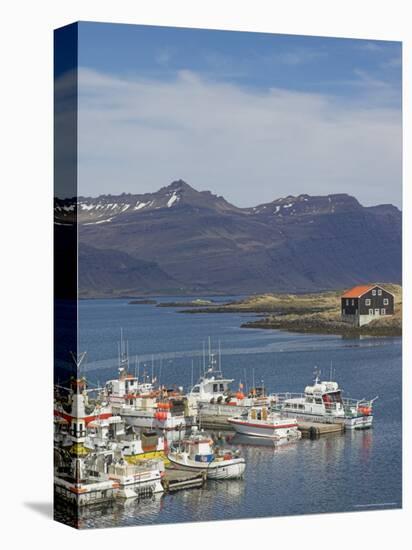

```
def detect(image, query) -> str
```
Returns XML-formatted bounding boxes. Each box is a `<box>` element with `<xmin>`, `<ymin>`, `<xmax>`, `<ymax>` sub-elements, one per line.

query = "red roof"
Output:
<box><xmin>341</xmin><ymin>285</ymin><xmax>375</xmax><ymax>298</ymax></box>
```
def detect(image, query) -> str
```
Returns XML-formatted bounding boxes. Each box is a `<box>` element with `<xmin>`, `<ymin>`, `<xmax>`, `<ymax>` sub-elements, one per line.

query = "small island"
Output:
<box><xmin>157</xmin><ymin>298</ymin><xmax>215</xmax><ymax>308</ymax></box>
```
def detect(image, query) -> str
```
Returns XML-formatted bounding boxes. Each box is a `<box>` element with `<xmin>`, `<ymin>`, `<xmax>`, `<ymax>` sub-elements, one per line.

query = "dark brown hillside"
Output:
<box><xmin>54</xmin><ymin>180</ymin><xmax>402</xmax><ymax>297</ymax></box>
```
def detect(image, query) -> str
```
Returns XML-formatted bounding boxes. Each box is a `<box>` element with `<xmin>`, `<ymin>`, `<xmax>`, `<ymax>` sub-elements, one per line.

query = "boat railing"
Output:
<box><xmin>341</xmin><ymin>397</ymin><xmax>376</xmax><ymax>416</ymax></box>
<box><xmin>269</xmin><ymin>392</ymin><xmax>306</xmax><ymax>404</ymax></box>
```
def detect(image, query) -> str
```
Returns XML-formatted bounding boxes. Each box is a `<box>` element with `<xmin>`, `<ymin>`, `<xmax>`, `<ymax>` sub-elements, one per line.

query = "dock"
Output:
<box><xmin>162</xmin><ymin>467</ymin><xmax>206</xmax><ymax>492</ymax></box>
<box><xmin>197</xmin><ymin>415</ymin><xmax>345</xmax><ymax>439</ymax></box>
<box><xmin>198</xmin><ymin>415</ymin><xmax>231</xmax><ymax>430</ymax></box>
<box><xmin>298</xmin><ymin>421</ymin><xmax>345</xmax><ymax>438</ymax></box>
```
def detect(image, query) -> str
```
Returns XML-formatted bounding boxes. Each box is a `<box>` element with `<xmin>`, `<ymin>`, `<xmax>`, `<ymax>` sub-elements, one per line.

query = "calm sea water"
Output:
<box><xmin>67</xmin><ymin>297</ymin><xmax>402</xmax><ymax>528</ymax></box>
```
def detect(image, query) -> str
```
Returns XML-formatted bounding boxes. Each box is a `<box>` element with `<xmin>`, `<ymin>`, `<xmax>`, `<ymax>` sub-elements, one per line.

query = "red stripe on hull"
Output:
<box><xmin>54</xmin><ymin>410</ymin><xmax>113</xmax><ymax>425</ymax></box>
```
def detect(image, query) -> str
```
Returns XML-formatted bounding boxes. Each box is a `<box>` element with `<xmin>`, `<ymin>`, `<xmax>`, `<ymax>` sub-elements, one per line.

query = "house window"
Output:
<box><xmin>378</xmin><ymin>289</ymin><xmax>382</xmax><ymax>296</ymax></box>
<box><xmin>351</xmin><ymin>299</ymin><xmax>354</xmax><ymax>306</ymax></box>
<box><xmin>346</xmin><ymin>299</ymin><xmax>349</xmax><ymax>306</ymax></box>
<box><xmin>365</xmin><ymin>299</ymin><xmax>371</xmax><ymax>306</ymax></box>
<box><xmin>372</xmin><ymin>289</ymin><xmax>376</xmax><ymax>296</ymax></box>
<box><xmin>383</xmin><ymin>298</ymin><xmax>389</xmax><ymax>305</ymax></box>
<box><xmin>369</xmin><ymin>309</ymin><xmax>374</xmax><ymax>315</ymax></box>
<box><xmin>381</xmin><ymin>308</ymin><xmax>386</xmax><ymax>315</ymax></box>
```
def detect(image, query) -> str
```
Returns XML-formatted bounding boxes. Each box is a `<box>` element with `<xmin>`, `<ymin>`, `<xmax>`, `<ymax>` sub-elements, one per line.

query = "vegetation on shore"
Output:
<box><xmin>180</xmin><ymin>284</ymin><xmax>402</xmax><ymax>337</ymax></box>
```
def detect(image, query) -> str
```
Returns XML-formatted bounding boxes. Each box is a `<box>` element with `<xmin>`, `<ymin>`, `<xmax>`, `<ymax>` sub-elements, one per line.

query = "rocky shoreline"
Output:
<box><xmin>240</xmin><ymin>315</ymin><xmax>402</xmax><ymax>337</ymax></box>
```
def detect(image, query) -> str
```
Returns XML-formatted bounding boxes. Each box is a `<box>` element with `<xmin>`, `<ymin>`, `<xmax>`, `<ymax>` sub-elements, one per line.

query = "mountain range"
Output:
<box><xmin>54</xmin><ymin>180</ymin><xmax>402</xmax><ymax>297</ymax></box>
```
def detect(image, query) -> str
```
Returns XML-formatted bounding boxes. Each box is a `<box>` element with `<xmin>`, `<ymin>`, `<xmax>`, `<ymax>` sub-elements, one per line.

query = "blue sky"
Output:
<box><xmin>75</xmin><ymin>22</ymin><xmax>402</xmax><ymax>207</ymax></box>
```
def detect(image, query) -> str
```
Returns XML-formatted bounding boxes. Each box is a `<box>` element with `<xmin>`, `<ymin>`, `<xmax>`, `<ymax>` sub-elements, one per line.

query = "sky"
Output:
<box><xmin>74</xmin><ymin>22</ymin><xmax>402</xmax><ymax>207</ymax></box>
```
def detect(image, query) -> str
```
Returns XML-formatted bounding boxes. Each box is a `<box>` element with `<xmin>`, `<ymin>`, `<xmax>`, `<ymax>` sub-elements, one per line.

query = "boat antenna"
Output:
<box><xmin>191</xmin><ymin>359</ymin><xmax>194</xmax><ymax>389</ymax></box>
<box><xmin>330</xmin><ymin>361</ymin><xmax>333</xmax><ymax>381</ymax></box>
<box><xmin>244</xmin><ymin>368</ymin><xmax>248</xmax><ymax>394</ymax></box>
<box><xmin>218</xmin><ymin>340</ymin><xmax>222</xmax><ymax>371</ymax></box>
<box><xmin>202</xmin><ymin>341</ymin><xmax>206</xmax><ymax>375</ymax></box>
<box><xmin>70</xmin><ymin>351</ymin><xmax>87</xmax><ymax>384</ymax></box>
<box><xmin>252</xmin><ymin>368</ymin><xmax>255</xmax><ymax>391</ymax></box>
<box><xmin>159</xmin><ymin>358</ymin><xmax>162</xmax><ymax>389</ymax></box>
<box><xmin>151</xmin><ymin>355</ymin><xmax>154</xmax><ymax>383</ymax></box>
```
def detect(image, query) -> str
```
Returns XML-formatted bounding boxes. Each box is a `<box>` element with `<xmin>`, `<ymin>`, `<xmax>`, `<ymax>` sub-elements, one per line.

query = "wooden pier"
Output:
<box><xmin>297</xmin><ymin>421</ymin><xmax>345</xmax><ymax>438</ymax></box>
<box><xmin>198</xmin><ymin>415</ymin><xmax>231</xmax><ymax>430</ymax></box>
<box><xmin>162</xmin><ymin>467</ymin><xmax>206</xmax><ymax>492</ymax></box>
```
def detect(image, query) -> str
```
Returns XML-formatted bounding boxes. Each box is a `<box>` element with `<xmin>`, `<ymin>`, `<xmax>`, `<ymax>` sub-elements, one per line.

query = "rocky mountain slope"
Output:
<box><xmin>54</xmin><ymin>180</ymin><xmax>402</xmax><ymax>296</ymax></box>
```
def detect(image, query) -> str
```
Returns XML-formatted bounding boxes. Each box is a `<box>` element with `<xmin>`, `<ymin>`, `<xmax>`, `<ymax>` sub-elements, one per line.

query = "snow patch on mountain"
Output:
<box><xmin>167</xmin><ymin>192</ymin><xmax>179</xmax><ymax>208</ymax></box>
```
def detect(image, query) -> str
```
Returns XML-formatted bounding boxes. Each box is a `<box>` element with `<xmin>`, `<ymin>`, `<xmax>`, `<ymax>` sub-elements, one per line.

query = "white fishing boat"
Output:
<box><xmin>104</xmin><ymin>330</ymin><xmax>155</xmax><ymax>405</ymax></box>
<box><xmin>228</xmin><ymin>406</ymin><xmax>301</xmax><ymax>440</ymax></box>
<box><xmin>116</xmin><ymin>430</ymin><xmax>167</xmax><ymax>463</ymax></box>
<box><xmin>54</xmin><ymin>468</ymin><xmax>119</xmax><ymax>507</ymax></box>
<box><xmin>187</xmin><ymin>339</ymin><xmax>268</xmax><ymax>417</ymax></box>
<box><xmin>167</xmin><ymin>428</ymin><xmax>245</xmax><ymax>479</ymax></box>
<box><xmin>117</xmin><ymin>397</ymin><xmax>194</xmax><ymax>433</ymax></box>
<box><xmin>108</xmin><ymin>458</ymin><xmax>164</xmax><ymax>499</ymax></box>
<box><xmin>187</xmin><ymin>347</ymin><xmax>235</xmax><ymax>409</ymax></box>
<box><xmin>271</xmin><ymin>372</ymin><xmax>377</xmax><ymax>430</ymax></box>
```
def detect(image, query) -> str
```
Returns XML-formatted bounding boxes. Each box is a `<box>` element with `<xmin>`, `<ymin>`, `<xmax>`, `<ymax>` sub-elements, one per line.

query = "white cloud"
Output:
<box><xmin>77</xmin><ymin>68</ymin><xmax>402</xmax><ymax>207</ymax></box>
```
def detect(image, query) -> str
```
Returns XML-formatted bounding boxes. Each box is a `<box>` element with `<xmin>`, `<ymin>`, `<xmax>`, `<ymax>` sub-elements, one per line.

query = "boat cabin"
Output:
<box><xmin>189</xmin><ymin>373</ymin><xmax>233</xmax><ymax>402</ymax></box>
<box><xmin>281</xmin><ymin>380</ymin><xmax>345</xmax><ymax>416</ymax></box>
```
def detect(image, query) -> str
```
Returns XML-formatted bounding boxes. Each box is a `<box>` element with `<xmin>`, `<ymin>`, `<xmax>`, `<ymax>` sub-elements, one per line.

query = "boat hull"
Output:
<box><xmin>277</xmin><ymin>410</ymin><xmax>373</xmax><ymax>430</ymax></box>
<box><xmin>228</xmin><ymin>418</ymin><xmax>300</xmax><ymax>440</ymax></box>
<box><xmin>119</xmin><ymin>411</ymin><xmax>193</xmax><ymax>432</ymax></box>
<box><xmin>167</xmin><ymin>455</ymin><xmax>245</xmax><ymax>479</ymax></box>
<box><xmin>109</xmin><ymin>471</ymin><xmax>164</xmax><ymax>499</ymax></box>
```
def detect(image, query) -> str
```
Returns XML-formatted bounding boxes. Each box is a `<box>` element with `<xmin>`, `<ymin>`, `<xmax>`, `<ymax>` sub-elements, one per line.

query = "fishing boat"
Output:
<box><xmin>117</xmin><ymin>396</ymin><xmax>194</xmax><ymax>433</ymax></box>
<box><xmin>54</xmin><ymin>466</ymin><xmax>119</xmax><ymax>507</ymax></box>
<box><xmin>187</xmin><ymin>348</ymin><xmax>235</xmax><ymax>408</ymax></box>
<box><xmin>228</xmin><ymin>406</ymin><xmax>301</xmax><ymax>440</ymax></box>
<box><xmin>104</xmin><ymin>330</ymin><xmax>155</xmax><ymax>405</ymax></box>
<box><xmin>167</xmin><ymin>428</ymin><xmax>245</xmax><ymax>479</ymax></box>
<box><xmin>108</xmin><ymin>458</ymin><xmax>164</xmax><ymax>499</ymax></box>
<box><xmin>187</xmin><ymin>340</ymin><xmax>269</xmax><ymax>417</ymax></box>
<box><xmin>117</xmin><ymin>430</ymin><xmax>168</xmax><ymax>464</ymax></box>
<box><xmin>271</xmin><ymin>372</ymin><xmax>377</xmax><ymax>430</ymax></box>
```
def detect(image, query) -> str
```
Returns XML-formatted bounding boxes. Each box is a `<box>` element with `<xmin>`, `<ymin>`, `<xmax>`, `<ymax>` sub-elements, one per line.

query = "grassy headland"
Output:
<box><xmin>180</xmin><ymin>283</ymin><xmax>402</xmax><ymax>337</ymax></box>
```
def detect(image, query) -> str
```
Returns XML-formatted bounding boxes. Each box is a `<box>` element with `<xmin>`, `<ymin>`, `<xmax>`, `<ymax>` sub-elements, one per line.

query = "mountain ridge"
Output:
<box><xmin>55</xmin><ymin>180</ymin><xmax>401</xmax><ymax>225</ymax></box>
<box><xmin>54</xmin><ymin>180</ymin><xmax>402</xmax><ymax>296</ymax></box>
